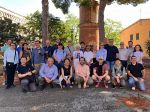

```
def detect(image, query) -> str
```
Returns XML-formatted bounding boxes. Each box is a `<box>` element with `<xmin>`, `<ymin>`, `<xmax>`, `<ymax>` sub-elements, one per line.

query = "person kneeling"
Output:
<box><xmin>59</xmin><ymin>58</ymin><xmax>74</xmax><ymax>88</ymax></box>
<box><xmin>38</xmin><ymin>57</ymin><xmax>58</xmax><ymax>90</ymax></box>
<box><xmin>75</xmin><ymin>57</ymin><xmax>93</xmax><ymax>89</ymax></box>
<box><xmin>112</xmin><ymin>59</ymin><xmax>126</xmax><ymax>89</ymax></box>
<box><xmin>127</xmin><ymin>56</ymin><xmax>146</xmax><ymax>91</ymax></box>
<box><xmin>17</xmin><ymin>57</ymin><xmax>37</xmax><ymax>93</ymax></box>
<box><xmin>92</xmin><ymin>57</ymin><xmax>110</xmax><ymax>88</ymax></box>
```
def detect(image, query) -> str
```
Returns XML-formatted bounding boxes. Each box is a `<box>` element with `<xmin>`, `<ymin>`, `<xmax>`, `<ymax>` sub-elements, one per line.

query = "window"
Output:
<box><xmin>136</xmin><ymin>33</ymin><xmax>139</xmax><ymax>40</ymax></box>
<box><xmin>130</xmin><ymin>34</ymin><xmax>133</xmax><ymax>41</ymax></box>
<box><xmin>149</xmin><ymin>31</ymin><xmax>150</xmax><ymax>38</ymax></box>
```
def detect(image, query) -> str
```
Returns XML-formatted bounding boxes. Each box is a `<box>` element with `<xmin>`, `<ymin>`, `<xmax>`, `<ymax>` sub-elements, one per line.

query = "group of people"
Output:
<box><xmin>1</xmin><ymin>37</ymin><xmax>146</xmax><ymax>93</ymax></box>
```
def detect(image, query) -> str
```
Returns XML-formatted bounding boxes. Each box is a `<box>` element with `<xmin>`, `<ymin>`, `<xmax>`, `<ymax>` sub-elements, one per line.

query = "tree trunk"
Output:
<box><xmin>99</xmin><ymin>0</ymin><xmax>107</xmax><ymax>42</ymax></box>
<box><xmin>42</xmin><ymin>0</ymin><xmax>49</xmax><ymax>46</ymax></box>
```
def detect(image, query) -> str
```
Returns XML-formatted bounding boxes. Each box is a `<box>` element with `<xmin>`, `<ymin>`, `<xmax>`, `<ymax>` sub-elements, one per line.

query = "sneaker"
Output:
<box><xmin>50</xmin><ymin>83</ymin><xmax>54</xmax><ymax>88</ymax></box>
<box><xmin>112</xmin><ymin>85</ymin><xmax>116</xmax><ymax>89</ymax></box>
<box><xmin>78</xmin><ymin>84</ymin><xmax>81</xmax><ymax>89</ymax></box>
<box><xmin>132</xmin><ymin>87</ymin><xmax>136</xmax><ymax>91</ymax></box>
<box><xmin>95</xmin><ymin>83</ymin><xmax>100</xmax><ymax>88</ymax></box>
<box><xmin>119</xmin><ymin>85</ymin><xmax>124</xmax><ymax>89</ymax></box>
<box><xmin>69</xmin><ymin>85</ymin><xmax>73</xmax><ymax>88</ymax></box>
<box><xmin>22</xmin><ymin>89</ymin><xmax>28</xmax><ymax>93</ymax></box>
<box><xmin>104</xmin><ymin>84</ymin><xmax>109</xmax><ymax>89</ymax></box>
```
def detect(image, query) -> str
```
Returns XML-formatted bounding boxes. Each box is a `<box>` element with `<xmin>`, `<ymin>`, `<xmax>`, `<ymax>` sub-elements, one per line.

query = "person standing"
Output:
<box><xmin>3</xmin><ymin>43</ymin><xmax>19</xmax><ymax>89</ymax></box>
<box><xmin>105</xmin><ymin>39</ymin><xmax>119</xmax><ymax>71</ymax></box>
<box><xmin>127</xmin><ymin>56</ymin><xmax>146</xmax><ymax>91</ymax></box>
<box><xmin>83</xmin><ymin>45</ymin><xmax>93</xmax><ymax>65</ymax></box>
<box><xmin>118</xmin><ymin>42</ymin><xmax>128</xmax><ymax>68</ymax></box>
<box><xmin>96</xmin><ymin>42</ymin><xmax>107</xmax><ymax>61</ymax></box>
<box><xmin>73</xmin><ymin>44</ymin><xmax>84</xmax><ymax>68</ymax></box>
<box><xmin>19</xmin><ymin>43</ymin><xmax>31</xmax><ymax>66</ymax></box>
<box><xmin>31</xmin><ymin>40</ymin><xmax>44</xmax><ymax>73</ymax></box>
<box><xmin>1</xmin><ymin>39</ymin><xmax>12</xmax><ymax>85</ymax></box>
<box><xmin>64</xmin><ymin>40</ymin><xmax>74</xmax><ymax>62</ymax></box>
<box><xmin>133</xmin><ymin>44</ymin><xmax>143</xmax><ymax>64</ymax></box>
<box><xmin>43</xmin><ymin>39</ymin><xmax>53</xmax><ymax>62</ymax></box>
<box><xmin>127</xmin><ymin>41</ymin><xmax>134</xmax><ymax>61</ymax></box>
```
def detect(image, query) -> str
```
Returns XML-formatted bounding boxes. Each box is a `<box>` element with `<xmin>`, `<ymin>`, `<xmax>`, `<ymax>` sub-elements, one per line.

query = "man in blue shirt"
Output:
<box><xmin>3</xmin><ymin>43</ymin><xmax>19</xmax><ymax>89</ymax></box>
<box><xmin>38</xmin><ymin>57</ymin><xmax>58</xmax><ymax>90</ymax></box>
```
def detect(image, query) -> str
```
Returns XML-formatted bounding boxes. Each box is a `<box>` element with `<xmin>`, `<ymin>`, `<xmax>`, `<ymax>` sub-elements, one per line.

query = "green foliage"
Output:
<box><xmin>0</xmin><ymin>17</ymin><xmax>20</xmax><ymax>42</ymax></box>
<box><xmin>104</xmin><ymin>19</ymin><xmax>123</xmax><ymax>47</ymax></box>
<box><xmin>145</xmin><ymin>39</ymin><xmax>150</xmax><ymax>57</ymax></box>
<box><xmin>23</xmin><ymin>11</ymin><xmax>79</xmax><ymax>45</ymax></box>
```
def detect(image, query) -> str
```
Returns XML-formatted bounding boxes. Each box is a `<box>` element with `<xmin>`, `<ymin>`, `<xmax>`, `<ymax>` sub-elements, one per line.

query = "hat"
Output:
<box><xmin>99</xmin><ymin>57</ymin><xmax>104</xmax><ymax>60</ymax></box>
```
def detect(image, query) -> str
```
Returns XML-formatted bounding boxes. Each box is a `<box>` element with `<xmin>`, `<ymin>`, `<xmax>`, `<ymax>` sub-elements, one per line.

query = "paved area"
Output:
<box><xmin>0</xmin><ymin>85</ymin><xmax>150</xmax><ymax>112</ymax></box>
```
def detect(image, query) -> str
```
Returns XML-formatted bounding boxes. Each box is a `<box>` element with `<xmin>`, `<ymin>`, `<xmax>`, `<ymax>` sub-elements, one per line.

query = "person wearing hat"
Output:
<box><xmin>92</xmin><ymin>57</ymin><xmax>110</xmax><ymax>88</ymax></box>
<box><xmin>53</xmin><ymin>43</ymin><xmax>66</xmax><ymax>74</ymax></box>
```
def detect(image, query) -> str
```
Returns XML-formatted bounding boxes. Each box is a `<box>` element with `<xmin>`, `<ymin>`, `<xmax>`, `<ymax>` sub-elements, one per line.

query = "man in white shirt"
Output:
<box><xmin>118</xmin><ymin>42</ymin><xmax>128</xmax><ymax>68</ymax></box>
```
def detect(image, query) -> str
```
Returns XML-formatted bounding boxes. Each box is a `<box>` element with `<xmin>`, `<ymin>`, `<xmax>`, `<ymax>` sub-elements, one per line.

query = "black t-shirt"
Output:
<box><xmin>105</xmin><ymin>45</ymin><xmax>119</xmax><ymax>61</ymax></box>
<box><xmin>127</xmin><ymin>63</ymin><xmax>144</xmax><ymax>78</ymax></box>
<box><xmin>62</xmin><ymin>65</ymin><xmax>71</xmax><ymax>76</ymax></box>
<box><xmin>17</xmin><ymin>65</ymin><xmax>35</xmax><ymax>81</ymax></box>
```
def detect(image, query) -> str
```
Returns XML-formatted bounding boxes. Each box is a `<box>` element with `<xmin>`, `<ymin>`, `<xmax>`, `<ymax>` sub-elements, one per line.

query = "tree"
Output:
<box><xmin>104</xmin><ymin>19</ymin><xmax>123</xmax><ymax>46</ymax></box>
<box><xmin>52</xmin><ymin>0</ymin><xmax>149</xmax><ymax>42</ymax></box>
<box><xmin>42</xmin><ymin>0</ymin><xmax>49</xmax><ymax>45</ymax></box>
<box><xmin>0</xmin><ymin>17</ymin><xmax>20</xmax><ymax>42</ymax></box>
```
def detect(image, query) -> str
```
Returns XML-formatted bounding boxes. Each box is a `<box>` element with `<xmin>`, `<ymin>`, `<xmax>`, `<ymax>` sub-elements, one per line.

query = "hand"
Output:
<box><xmin>98</xmin><ymin>76</ymin><xmax>103</xmax><ymax>81</ymax></box>
<box><xmin>67</xmin><ymin>80</ymin><xmax>70</xmax><ymax>84</ymax></box>
<box><xmin>26</xmin><ymin>72</ymin><xmax>32</xmax><ymax>76</ymax></box>
<box><xmin>133</xmin><ymin>77</ymin><xmax>139</xmax><ymax>82</ymax></box>
<box><xmin>83</xmin><ymin>76</ymin><xmax>88</xmax><ymax>82</ymax></box>
<box><xmin>139</xmin><ymin>78</ymin><xmax>144</xmax><ymax>83</ymax></box>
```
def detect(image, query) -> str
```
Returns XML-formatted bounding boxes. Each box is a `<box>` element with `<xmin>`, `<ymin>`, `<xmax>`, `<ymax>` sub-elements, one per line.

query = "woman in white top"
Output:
<box><xmin>83</xmin><ymin>45</ymin><xmax>94</xmax><ymax>65</ymax></box>
<box><xmin>133</xmin><ymin>44</ymin><xmax>143</xmax><ymax>64</ymax></box>
<box><xmin>73</xmin><ymin>44</ymin><xmax>84</xmax><ymax>68</ymax></box>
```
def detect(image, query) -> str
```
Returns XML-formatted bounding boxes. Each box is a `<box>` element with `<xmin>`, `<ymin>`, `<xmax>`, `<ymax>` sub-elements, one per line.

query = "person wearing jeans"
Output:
<box><xmin>127</xmin><ymin>56</ymin><xmax>146</xmax><ymax>91</ymax></box>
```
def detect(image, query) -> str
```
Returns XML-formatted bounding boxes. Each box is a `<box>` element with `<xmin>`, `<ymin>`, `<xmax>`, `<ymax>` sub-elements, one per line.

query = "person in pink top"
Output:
<box><xmin>75</xmin><ymin>57</ymin><xmax>93</xmax><ymax>89</ymax></box>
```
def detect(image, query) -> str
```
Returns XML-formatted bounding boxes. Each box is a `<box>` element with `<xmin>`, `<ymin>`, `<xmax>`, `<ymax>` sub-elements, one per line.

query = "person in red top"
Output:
<box><xmin>92</xmin><ymin>57</ymin><xmax>110</xmax><ymax>88</ymax></box>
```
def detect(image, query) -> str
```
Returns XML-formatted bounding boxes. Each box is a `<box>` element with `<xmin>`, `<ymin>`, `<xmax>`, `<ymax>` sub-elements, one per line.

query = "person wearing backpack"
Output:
<box><xmin>112</xmin><ymin>58</ymin><xmax>126</xmax><ymax>88</ymax></box>
<box><xmin>3</xmin><ymin>43</ymin><xmax>19</xmax><ymax>89</ymax></box>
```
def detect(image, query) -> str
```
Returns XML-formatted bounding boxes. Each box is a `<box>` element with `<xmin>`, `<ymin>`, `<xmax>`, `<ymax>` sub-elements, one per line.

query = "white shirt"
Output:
<box><xmin>73</xmin><ymin>50</ymin><xmax>84</xmax><ymax>59</ymax></box>
<box><xmin>133</xmin><ymin>51</ymin><xmax>143</xmax><ymax>64</ymax></box>
<box><xmin>84</xmin><ymin>51</ymin><xmax>94</xmax><ymax>63</ymax></box>
<box><xmin>118</xmin><ymin>48</ymin><xmax>128</xmax><ymax>61</ymax></box>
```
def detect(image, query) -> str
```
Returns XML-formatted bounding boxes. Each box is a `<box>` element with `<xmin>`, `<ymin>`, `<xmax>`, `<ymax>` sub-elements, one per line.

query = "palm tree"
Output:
<box><xmin>42</xmin><ymin>0</ymin><xmax>49</xmax><ymax>46</ymax></box>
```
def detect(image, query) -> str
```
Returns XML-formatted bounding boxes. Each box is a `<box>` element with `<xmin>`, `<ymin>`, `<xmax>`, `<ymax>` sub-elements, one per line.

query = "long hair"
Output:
<box><xmin>134</xmin><ymin>44</ymin><xmax>143</xmax><ymax>52</ymax></box>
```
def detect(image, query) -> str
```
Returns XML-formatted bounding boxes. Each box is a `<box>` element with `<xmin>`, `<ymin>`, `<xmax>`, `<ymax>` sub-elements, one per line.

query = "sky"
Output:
<box><xmin>0</xmin><ymin>0</ymin><xmax>150</xmax><ymax>28</ymax></box>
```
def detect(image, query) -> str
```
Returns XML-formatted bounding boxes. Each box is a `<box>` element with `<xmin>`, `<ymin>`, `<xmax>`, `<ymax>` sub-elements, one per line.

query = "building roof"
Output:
<box><xmin>121</xmin><ymin>18</ymin><xmax>150</xmax><ymax>33</ymax></box>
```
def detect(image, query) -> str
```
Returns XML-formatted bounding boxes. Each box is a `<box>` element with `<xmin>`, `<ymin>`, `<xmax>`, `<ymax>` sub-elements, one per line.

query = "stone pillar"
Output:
<box><xmin>79</xmin><ymin>0</ymin><xmax>99</xmax><ymax>47</ymax></box>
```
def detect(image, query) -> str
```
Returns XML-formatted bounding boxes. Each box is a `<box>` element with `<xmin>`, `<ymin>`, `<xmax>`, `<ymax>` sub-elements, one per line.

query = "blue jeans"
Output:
<box><xmin>128</xmin><ymin>77</ymin><xmax>146</xmax><ymax>91</ymax></box>
<box><xmin>106</xmin><ymin>61</ymin><xmax>115</xmax><ymax>71</ymax></box>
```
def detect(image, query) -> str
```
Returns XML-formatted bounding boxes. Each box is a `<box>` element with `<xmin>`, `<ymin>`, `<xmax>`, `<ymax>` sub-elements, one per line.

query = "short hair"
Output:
<box><xmin>47</xmin><ymin>57</ymin><xmax>54</xmax><ymax>61</ymax></box>
<box><xmin>35</xmin><ymin>40</ymin><xmax>41</xmax><ymax>43</ymax></box>
<box><xmin>80</xmin><ymin>41</ymin><xmax>85</xmax><ymax>45</ymax></box>
<box><xmin>131</xmin><ymin>55</ymin><xmax>137</xmax><ymax>58</ymax></box>
<box><xmin>64</xmin><ymin>58</ymin><xmax>71</xmax><ymax>63</ymax></box>
<box><xmin>128</xmin><ymin>41</ymin><xmax>133</xmax><ymax>43</ymax></box>
<box><xmin>79</xmin><ymin>57</ymin><xmax>85</xmax><ymax>61</ymax></box>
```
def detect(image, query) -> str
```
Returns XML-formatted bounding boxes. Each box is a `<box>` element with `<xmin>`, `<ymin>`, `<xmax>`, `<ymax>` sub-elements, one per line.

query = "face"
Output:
<box><xmin>35</xmin><ymin>41</ymin><xmax>40</xmax><ymax>48</ymax></box>
<box><xmin>103</xmin><ymin>38</ymin><xmax>108</xmax><ymax>44</ymax></box>
<box><xmin>68</xmin><ymin>41</ymin><xmax>72</xmax><ymax>46</ymax></box>
<box><xmin>23</xmin><ymin>44</ymin><xmax>28</xmax><ymax>50</ymax></box>
<box><xmin>135</xmin><ymin>45</ymin><xmax>140</xmax><ymax>51</ymax></box>
<box><xmin>109</xmin><ymin>40</ymin><xmax>114</xmax><ymax>46</ymax></box>
<box><xmin>47</xmin><ymin>58</ymin><xmax>54</xmax><ymax>66</ymax></box>
<box><xmin>80</xmin><ymin>58</ymin><xmax>85</xmax><ymax>65</ymax></box>
<box><xmin>21</xmin><ymin>58</ymin><xmax>27</xmax><ymax>65</ymax></box>
<box><xmin>131</xmin><ymin>57</ymin><xmax>137</xmax><ymax>63</ymax></box>
<box><xmin>46</xmin><ymin>40</ymin><xmax>50</xmax><ymax>46</ymax></box>
<box><xmin>10</xmin><ymin>43</ymin><xmax>16</xmax><ymax>50</ymax></box>
<box><xmin>120</xmin><ymin>42</ymin><xmax>124</xmax><ymax>48</ymax></box>
<box><xmin>115</xmin><ymin>60</ymin><xmax>121</xmax><ymax>66</ymax></box>
<box><xmin>64</xmin><ymin>59</ymin><xmax>70</xmax><ymax>66</ymax></box>
<box><xmin>80</xmin><ymin>43</ymin><xmax>85</xmax><ymax>48</ymax></box>
<box><xmin>76</xmin><ymin>46</ymin><xmax>80</xmax><ymax>51</ymax></box>
<box><xmin>86</xmin><ymin>46</ymin><xmax>90</xmax><ymax>51</ymax></box>
<box><xmin>100</xmin><ymin>43</ymin><xmax>104</xmax><ymax>49</ymax></box>
<box><xmin>128</xmin><ymin>42</ymin><xmax>133</xmax><ymax>47</ymax></box>
<box><xmin>58</xmin><ymin>45</ymin><xmax>63</xmax><ymax>50</ymax></box>
<box><xmin>93</xmin><ymin>45</ymin><xmax>97</xmax><ymax>51</ymax></box>
<box><xmin>20</xmin><ymin>40</ymin><xmax>25</xmax><ymax>46</ymax></box>
<box><xmin>56</xmin><ymin>39</ymin><xmax>60</xmax><ymax>44</ymax></box>
<box><xmin>7</xmin><ymin>40</ymin><xmax>12</xmax><ymax>45</ymax></box>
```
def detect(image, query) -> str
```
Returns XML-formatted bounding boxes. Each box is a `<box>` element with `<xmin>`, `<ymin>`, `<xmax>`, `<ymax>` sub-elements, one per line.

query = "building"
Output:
<box><xmin>79</xmin><ymin>0</ymin><xmax>99</xmax><ymax>47</ymax></box>
<box><xmin>0</xmin><ymin>6</ymin><xmax>25</xmax><ymax>24</ymax></box>
<box><xmin>120</xmin><ymin>19</ymin><xmax>150</xmax><ymax>56</ymax></box>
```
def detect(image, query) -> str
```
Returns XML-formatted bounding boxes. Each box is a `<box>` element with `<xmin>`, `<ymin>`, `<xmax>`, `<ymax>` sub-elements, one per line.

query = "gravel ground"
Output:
<box><xmin>0</xmin><ymin>85</ymin><xmax>150</xmax><ymax>112</ymax></box>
